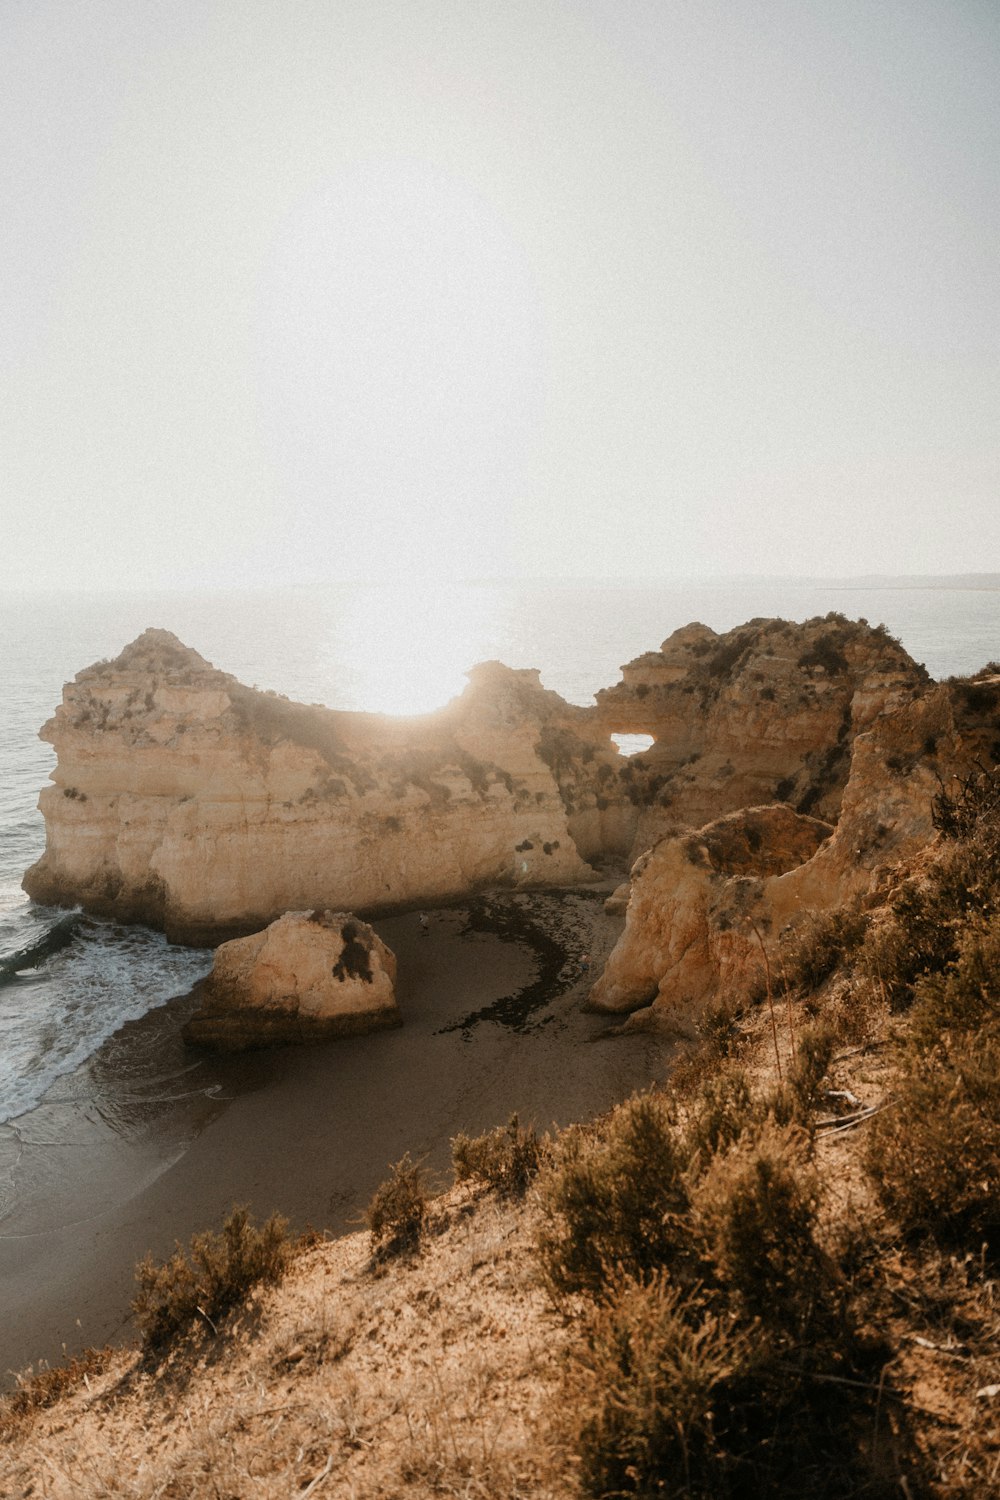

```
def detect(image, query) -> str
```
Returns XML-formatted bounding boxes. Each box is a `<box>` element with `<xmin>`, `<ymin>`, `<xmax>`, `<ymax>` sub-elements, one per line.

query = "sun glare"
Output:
<box><xmin>324</xmin><ymin>581</ymin><xmax>502</xmax><ymax>717</ymax></box>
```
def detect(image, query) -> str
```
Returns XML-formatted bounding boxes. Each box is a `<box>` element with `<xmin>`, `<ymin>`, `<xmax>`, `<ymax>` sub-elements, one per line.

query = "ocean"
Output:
<box><xmin>2</xmin><ymin>576</ymin><xmax>999</xmax><ymax>1137</ymax></box>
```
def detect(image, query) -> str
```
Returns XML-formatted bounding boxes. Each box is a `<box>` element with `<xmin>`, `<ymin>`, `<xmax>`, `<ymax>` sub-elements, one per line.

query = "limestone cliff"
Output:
<box><xmin>589</xmin><ymin>680</ymin><xmax>989</xmax><ymax>1031</ymax></box>
<box><xmin>23</xmin><ymin>632</ymin><xmax>609</xmax><ymax>944</ymax></box>
<box><xmin>23</xmin><ymin>616</ymin><xmax>948</xmax><ymax>954</ymax></box>
<box><xmin>593</xmin><ymin>614</ymin><xmax>926</xmax><ymax>844</ymax></box>
<box><xmin>589</xmin><ymin>804</ymin><xmax>834</xmax><ymax>1027</ymax></box>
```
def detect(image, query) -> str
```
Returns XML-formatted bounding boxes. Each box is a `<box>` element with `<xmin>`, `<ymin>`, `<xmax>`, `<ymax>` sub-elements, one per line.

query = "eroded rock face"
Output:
<box><xmin>182</xmin><ymin>910</ymin><xmax>399</xmax><ymax>1050</ymax></box>
<box><xmin>590</xmin><ymin>685</ymin><xmax>974</xmax><ymax>1032</ymax></box>
<box><xmin>23</xmin><ymin>633</ymin><xmax>606</xmax><ymax>944</ymax></box>
<box><xmin>594</xmin><ymin>614</ymin><xmax>926</xmax><ymax>837</ymax></box>
<box><xmin>22</xmin><ymin>617</ymin><xmax>949</xmax><ymax>955</ymax></box>
<box><xmin>589</xmin><ymin>804</ymin><xmax>834</xmax><ymax>1027</ymax></box>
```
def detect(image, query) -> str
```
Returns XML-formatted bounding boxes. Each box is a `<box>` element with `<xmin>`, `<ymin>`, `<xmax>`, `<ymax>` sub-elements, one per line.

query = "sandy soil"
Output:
<box><xmin>0</xmin><ymin>889</ymin><xmax>672</xmax><ymax>1385</ymax></box>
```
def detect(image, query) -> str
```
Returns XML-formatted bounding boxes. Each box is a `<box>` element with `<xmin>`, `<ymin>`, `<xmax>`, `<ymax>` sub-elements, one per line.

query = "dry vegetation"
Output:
<box><xmin>4</xmin><ymin>767</ymin><xmax>1000</xmax><ymax>1496</ymax></box>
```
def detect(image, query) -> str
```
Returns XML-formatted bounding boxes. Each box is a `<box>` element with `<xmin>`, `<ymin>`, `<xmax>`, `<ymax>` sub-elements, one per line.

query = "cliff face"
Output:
<box><xmin>594</xmin><ymin>614</ymin><xmax>926</xmax><ymax>838</ymax></box>
<box><xmin>23</xmin><ymin>616</ymin><xmax>943</xmax><ymax>953</ymax></box>
<box><xmin>589</xmin><ymin>804</ymin><xmax>834</xmax><ymax>1025</ymax></box>
<box><xmin>23</xmin><ymin>632</ymin><xmax>606</xmax><ymax>944</ymax></box>
<box><xmin>590</xmin><ymin>684</ymin><xmax>972</xmax><ymax>1029</ymax></box>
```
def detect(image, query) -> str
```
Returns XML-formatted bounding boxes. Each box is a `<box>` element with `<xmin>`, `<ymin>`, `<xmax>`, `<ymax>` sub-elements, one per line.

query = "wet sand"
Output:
<box><xmin>0</xmin><ymin>890</ymin><xmax>672</xmax><ymax>1383</ymax></box>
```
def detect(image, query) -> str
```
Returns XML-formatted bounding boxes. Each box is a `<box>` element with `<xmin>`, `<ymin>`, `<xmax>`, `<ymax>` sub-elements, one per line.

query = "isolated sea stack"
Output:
<box><xmin>183</xmin><ymin>910</ymin><xmax>399</xmax><ymax>1050</ymax></box>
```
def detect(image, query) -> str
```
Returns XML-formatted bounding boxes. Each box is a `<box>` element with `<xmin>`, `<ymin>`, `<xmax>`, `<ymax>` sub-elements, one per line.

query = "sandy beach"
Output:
<box><xmin>0</xmin><ymin>888</ymin><xmax>672</xmax><ymax>1384</ymax></box>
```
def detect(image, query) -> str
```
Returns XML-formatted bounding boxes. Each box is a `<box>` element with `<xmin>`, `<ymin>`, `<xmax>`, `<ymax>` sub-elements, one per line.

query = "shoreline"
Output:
<box><xmin>0</xmin><ymin>888</ymin><xmax>672</xmax><ymax>1385</ymax></box>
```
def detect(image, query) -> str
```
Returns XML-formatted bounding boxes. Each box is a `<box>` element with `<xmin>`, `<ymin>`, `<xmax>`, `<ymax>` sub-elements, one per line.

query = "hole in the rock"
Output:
<box><xmin>610</xmin><ymin>733</ymin><xmax>655</xmax><ymax>757</ymax></box>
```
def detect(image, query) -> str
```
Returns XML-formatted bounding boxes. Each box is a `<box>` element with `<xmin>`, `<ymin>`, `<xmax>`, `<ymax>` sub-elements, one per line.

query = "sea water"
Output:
<box><xmin>2</xmin><ymin>578</ymin><xmax>998</xmax><ymax>1130</ymax></box>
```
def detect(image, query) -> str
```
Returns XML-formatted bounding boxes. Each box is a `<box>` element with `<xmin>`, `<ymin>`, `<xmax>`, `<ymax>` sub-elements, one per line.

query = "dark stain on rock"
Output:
<box><xmin>332</xmin><ymin>922</ymin><xmax>373</xmax><ymax>983</ymax></box>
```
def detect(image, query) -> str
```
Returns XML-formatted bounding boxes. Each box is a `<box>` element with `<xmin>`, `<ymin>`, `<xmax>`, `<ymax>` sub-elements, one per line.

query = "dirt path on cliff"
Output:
<box><xmin>0</xmin><ymin>890</ymin><xmax>671</xmax><ymax>1384</ymax></box>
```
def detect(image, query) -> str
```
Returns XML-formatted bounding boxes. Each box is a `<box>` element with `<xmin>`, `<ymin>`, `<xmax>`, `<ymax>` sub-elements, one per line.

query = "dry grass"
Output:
<box><xmin>0</xmin><ymin>1190</ymin><xmax>574</xmax><ymax>1499</ymax></box>
<box><xmin>7</xmin><ymin>758</ymin><xmax>1000</xmax><ymax>1495</ymax></box>
<box><xmin>0</xmin><ymin>1348</ymin><xmax>113</xmax><ymax>1444</ymax></box>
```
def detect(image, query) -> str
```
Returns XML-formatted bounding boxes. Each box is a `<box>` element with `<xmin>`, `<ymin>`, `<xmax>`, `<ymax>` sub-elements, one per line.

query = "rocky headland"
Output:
<box><xmin>23</xmin><ymin>615</ymin><xmax>1000</xmax><ymax>1038</ymax></box>
<box><xmin>8</xmin><ymin>618</ymin><xmax>1000</xmax><ymax>1494</ymax></box>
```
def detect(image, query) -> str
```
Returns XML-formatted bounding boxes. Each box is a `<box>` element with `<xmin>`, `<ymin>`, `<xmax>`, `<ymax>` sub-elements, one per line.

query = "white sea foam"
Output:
<box><xmin>0</xmin><ymin>908</ymin><xmax>211</xmax><ymax>1125</ymax></box>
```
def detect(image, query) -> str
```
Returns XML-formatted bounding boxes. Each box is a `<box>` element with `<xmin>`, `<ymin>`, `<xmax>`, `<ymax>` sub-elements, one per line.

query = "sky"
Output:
<box><xmin>3</xmin><ymin>0</ymin><xmax>999</xmax><ymax>589</ymax></box>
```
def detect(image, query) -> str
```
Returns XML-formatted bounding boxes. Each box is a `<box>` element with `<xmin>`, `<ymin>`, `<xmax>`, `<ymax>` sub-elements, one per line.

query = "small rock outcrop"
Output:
<box><xmin>183</xmin><ymin>910</ymin><xmax>399</xmax><ymax>1050</ymax></box>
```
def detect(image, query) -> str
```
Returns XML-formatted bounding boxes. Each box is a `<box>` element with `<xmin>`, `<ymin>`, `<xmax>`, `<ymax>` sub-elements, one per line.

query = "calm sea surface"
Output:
<box><xmin>1</xmin><ymin>578</ymin><xmax>999</xmax><ymax>1130</ymax></box>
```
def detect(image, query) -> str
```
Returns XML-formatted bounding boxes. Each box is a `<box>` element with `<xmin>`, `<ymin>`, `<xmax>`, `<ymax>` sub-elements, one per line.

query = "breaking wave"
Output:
<box><xmin>0</xmin><ymin>899</ymin><xmax>212</xmax><ymax>1126</ymax></box>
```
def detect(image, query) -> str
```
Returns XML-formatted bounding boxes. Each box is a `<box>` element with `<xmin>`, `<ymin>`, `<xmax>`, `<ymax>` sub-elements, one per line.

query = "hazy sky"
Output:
<box><xmin>4</xmin><ymin>0</ymin><xmax>998</xmax><ymax>588</ymax></box>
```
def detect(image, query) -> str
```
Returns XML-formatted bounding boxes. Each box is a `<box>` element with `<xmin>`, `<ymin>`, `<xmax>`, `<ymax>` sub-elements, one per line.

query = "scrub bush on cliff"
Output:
<box><xmin>867</xmin><ymin>1032</ymin><xmax>1000</xmax><ymax>1244</ymax></box>
<box><xmin>783</xmin><ymin>901</ymin><xmax>868</xmax><ymax>994</ymax></box>
<box><xmin>133</xmin><ymin>1206</ymin><xmax>291</xmax><ymax>1350</ymax></box>
<box><xmin>451</xmin><ymin>1114</ymin><xmax>543</xmax><ymax>1196</ymax></box>
<box><xmin>860</xmin><ymin>761</ymin><xmax>1000</xmax><ymax>1010</ymax></box>
<box><xmin>866</xmin><ymin>916</ymin><xmax>1000</xmax><ymax>1244</ymax></box>
<box><xmin>689</xmin><ymin>1121</ymin><xmax>833</xmax><ymax>1338</ymax></box>
<box><xmin>365</xmin><ymin>1153</ymin><xmax>427</xmax><ymax>1255</ymax></box>
<box><xmin>862</xmin><ymin>770</ymin><xmax>1000</xmax><ymax>1243</ymax></box>
<box><xmin>567</xmin><ymin>1273</ymin><xmax>745</xmax><ymax>1499</ymax></box>
<box><xmin>552</xmin><ymin>1107</ymin><xmax>884</xmax><ymax>1497</ymax></box>
<box><xmin>536</xmin><ymin>1092</ymin><xmax>694</xmax><ymax>1300</ymax></box>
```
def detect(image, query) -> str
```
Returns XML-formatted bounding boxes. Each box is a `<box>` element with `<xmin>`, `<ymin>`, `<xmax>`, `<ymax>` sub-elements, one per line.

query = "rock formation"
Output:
<box><xmin>24</xmin><ymin>615</ymin><xmax>959</xmax><ymax>968</ymax></box>
<box><xmin>23</xmin><ymin>633</ymin><xmax>607</xmax><ymax>944</ymax></box>
<box><xmin>183</xmin><ymin>910</ymin><xmax>399</xmax><ymax>1050</ymax></box>
<box><xmin>593</xmin><ymin>615</ymin><xmax>925</xmax><ymax>842</ymax></box>
<box><xmin>589</xmin><ymin>804</ymin><xmax>834</xmax><ymax>1028</ymax></box>
<box><xmin>590</xmin><ymin>680</ymin><xmax>990</xmax><ymax>1031</ymax></box>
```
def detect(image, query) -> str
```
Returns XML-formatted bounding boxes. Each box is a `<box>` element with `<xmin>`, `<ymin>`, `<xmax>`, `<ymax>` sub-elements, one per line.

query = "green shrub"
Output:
<box><xmin>696</xmin><ymin>991</ymin><xmax>745</xmax><ymax>1060</ymax></box>
<box><xmin>365</xmin><ymin>1154</ymin><xmax>427</xmax><ymax>1254</ymax></box>
<box><xmin>908</xmin><ymin>915</ymin><xmax>1000</xmax><ymax>1052</ymax></box>
<box><xmin>682</xmin><ymin>1061</ymin><xmax>759</xmax><ymax>1164</ymax></box>
<box><xmin>671</xmin><ymin>995</ymin><xmax>746</xmax><ymax>1098</ymax></box>
<box><xmin>822</xmin><ymin>976</ymin><xmax>887</xmax><ymax>1047</ymax></box>
<box><xmin>865</xmin><ymin>1031</ymin><xmax>1000</xmax><ymax>1244</ymax></box>
<box><xmin>781</xmin><ymin>1017</ymin><xmax>838</xmax><ymax>1121</ymax></box>
<box><xmin>133</xmin><ymin>1206</ymin><xmax>290</xmax><ymax>1350</ymax></box>
<box><xmin>784</xmin><ymin>903</ymin><xmax>868</xmax><ymax>993</ymax></box>
<box><xmin>860</xmin><ymin>852</ymin><xmax>987</xmax><ymax>1010</ymax></box>
<box><xmin>450</xmin><ymin>1114</ymin><xmax>542</xmax><ymax>1196</ymax></box>
<box><xmin>562</xmin><ymin>1153</ymin><xmax>883</xmax><ymax>1498</ymax></box>
<box><xmin>690</xmin><ymin>1123</ymin><xmax>828</xmax><ymax>1335</ymax></box>
<box><xmin>536</xmin><ymin>1093</ymin><xmax>693</xmax><ymax>1300</ymax></box>
<box><xmin>863</xmin><ymin>764</ymin><xmax>1000</xmax><ymax>1011</ymax></box>
<box><xmin>797</xmin><ymin>633</ymin><xmax>849</xmax><ymax>676</ymax></box>
<box><xmin>568</xmin><ymin>1273</ymin><xmax>743</xmax><ymax>1499</ymax></box>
